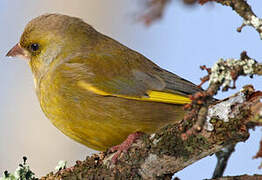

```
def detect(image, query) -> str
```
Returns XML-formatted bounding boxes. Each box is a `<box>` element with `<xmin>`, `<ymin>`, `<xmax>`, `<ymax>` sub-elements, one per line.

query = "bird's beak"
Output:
<box><xmin>6</xmin><ymin>43</ymin><xmax>29</xmax><ymax>60</ymax></box>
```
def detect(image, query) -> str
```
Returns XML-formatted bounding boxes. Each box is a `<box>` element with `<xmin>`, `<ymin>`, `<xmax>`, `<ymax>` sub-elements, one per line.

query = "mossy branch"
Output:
<box><xmin>39</xmin><ymin>53</ymin><xmax>262</xmax><ymax>180</ymax></box>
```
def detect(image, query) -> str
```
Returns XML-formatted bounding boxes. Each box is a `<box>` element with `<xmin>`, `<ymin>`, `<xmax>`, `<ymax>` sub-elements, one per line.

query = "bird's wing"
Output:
<box><xmin>77</xmin><ymin>69</ymin><xmax>192</xmax><ymax>105</ymax></box>
<box><xmin>61</xmin><ymin>46</ymin><xmax>201</xmax><ymax>105</ymax></box>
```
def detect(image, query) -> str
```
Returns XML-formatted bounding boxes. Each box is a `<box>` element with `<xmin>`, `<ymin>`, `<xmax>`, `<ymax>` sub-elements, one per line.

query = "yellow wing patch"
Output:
<box><xmin>78</xmin><ymin>81</ymin><xmax>191</xmax><ymax>105</ymax></box>
<box><xmin>78</xmin><ymin>81</ymin><xmax>110</xmax><ymax>96</ymax></box>
<box><xmin>146</xmin><ymin>90</ymin><xmax>191</xmax><ymax>104</ymax></box>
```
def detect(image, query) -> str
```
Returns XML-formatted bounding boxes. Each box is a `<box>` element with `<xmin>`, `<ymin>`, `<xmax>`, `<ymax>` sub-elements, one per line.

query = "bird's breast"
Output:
<box><xmin>35</xmin><ymin>70</ymin><xmax>186</xmax><ymax>150</ymax></box>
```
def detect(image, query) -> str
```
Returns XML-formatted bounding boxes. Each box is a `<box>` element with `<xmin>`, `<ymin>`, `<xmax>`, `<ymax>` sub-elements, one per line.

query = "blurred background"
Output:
<box><xmin>0</xmin><ymin>0</ymin><xmax>262</xmax><ymax>179</ymax></box>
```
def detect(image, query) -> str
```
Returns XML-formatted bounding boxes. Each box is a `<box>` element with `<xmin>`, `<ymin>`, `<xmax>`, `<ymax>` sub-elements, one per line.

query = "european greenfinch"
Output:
<box><xmin>6</xmin><ymin>14</ymin><xmax>201</xmax><ymax>151</ymax></box>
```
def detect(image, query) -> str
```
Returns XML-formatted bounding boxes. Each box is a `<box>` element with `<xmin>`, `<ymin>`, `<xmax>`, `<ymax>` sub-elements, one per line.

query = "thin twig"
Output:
<box><xmin>200</xmin><ymin>0</ymin><xmax>262</xmax><ymax>39</ymax></box>
<box><xmin>182</xmin><ymin>51</ymin><xmax>262</xmax><ymax>139</ymax></box>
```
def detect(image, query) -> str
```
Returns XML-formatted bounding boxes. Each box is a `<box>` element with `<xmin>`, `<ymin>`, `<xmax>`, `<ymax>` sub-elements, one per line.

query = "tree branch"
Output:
<box><xmin>212</xmin><ymin>144</ymin><xmax>236</xmax><ymax>178</ymax></box>
<box><xmin>40</xmin><ymin>53</ymin><xmax>262</xmax><ymax>180</ymax></box>
<box><xmin>208</xmin><ymin>174</ymin><xmax>262</xmax><ymax>180</ymax></box>
<box><xmin>199</xmin><ymin>0</ymin><xmax>262</xmax><ymax>39</ymax></box>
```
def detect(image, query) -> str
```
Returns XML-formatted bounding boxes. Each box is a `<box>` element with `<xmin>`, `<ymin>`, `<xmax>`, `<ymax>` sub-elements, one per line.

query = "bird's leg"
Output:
<box><xmin>110</xmin><ymin>131</ymin><xmax>144</xmax><ymax>164</ymax></box>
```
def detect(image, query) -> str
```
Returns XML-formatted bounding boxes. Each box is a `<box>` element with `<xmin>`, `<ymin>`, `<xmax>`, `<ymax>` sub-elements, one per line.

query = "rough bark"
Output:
<box><xmin>208</xmin><ymin>174</ymin><xmax>262</xmax><ymax>180</ymax></box>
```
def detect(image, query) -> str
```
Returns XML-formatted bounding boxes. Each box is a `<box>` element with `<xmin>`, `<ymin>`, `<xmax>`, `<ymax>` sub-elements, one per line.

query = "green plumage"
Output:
<box><xmin>10</xmin><ymin>14</ymin><xmax>201</xmax><ymax>150</ymax></box>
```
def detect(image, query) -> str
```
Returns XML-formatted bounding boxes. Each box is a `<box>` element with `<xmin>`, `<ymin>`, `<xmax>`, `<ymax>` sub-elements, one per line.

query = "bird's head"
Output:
<box><xmin>6</xmin><ymin>13</ymin><xmax>97</xmax><ymax>81</ymax></box>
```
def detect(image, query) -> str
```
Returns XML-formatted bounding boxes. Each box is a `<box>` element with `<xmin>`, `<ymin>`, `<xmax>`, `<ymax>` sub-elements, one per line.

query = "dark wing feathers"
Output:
<box><xmin>151</xmin><ymin>66</ymin><xmax>202</xmax><ymax>95</ymax></box>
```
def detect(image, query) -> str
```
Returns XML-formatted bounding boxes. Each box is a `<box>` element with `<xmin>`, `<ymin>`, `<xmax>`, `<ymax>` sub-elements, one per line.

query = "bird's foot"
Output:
<box><xmin>110</xmin><ymin>132</ymin><xmax>144</xmax><ymax>164</ymax></box>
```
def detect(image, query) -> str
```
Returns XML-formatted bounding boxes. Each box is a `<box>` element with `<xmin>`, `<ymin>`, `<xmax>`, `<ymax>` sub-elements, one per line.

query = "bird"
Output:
<box><xmin>6</xmin><ymin>13</ymin><xmax>201</xmax><ymax>152</ymax></box>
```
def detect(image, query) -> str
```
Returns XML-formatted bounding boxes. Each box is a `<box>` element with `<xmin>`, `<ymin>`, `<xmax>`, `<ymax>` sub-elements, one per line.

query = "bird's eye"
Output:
<box><xmin>30</xmin><ymin>43</ymin><xmax>40</xmax><ymax>51</ymax></box>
